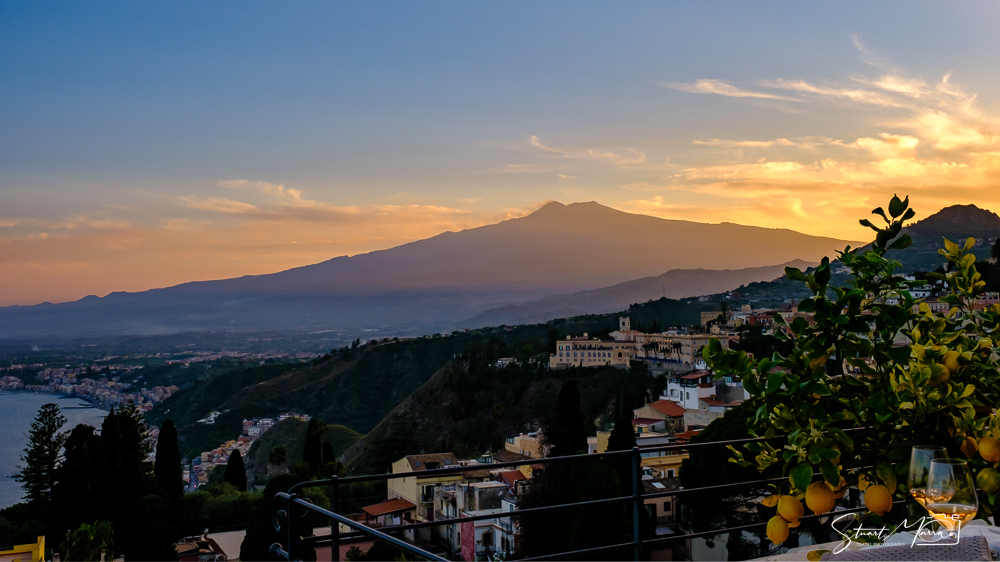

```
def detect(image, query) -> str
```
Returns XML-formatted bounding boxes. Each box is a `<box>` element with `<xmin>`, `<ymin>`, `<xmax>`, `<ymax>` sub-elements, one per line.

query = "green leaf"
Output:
<box><xmin>960</xmin><ymin>385</ymin><xmax>975</xmax><ymax>399</ymax></box>
<box><xmin>871</xmin><ymin>207</ymin><xmax>890</xmax><ymax>224</ymax></box>
<box><xmin>818</xmin><ymin>448</ymin><xmax>840</xmax><ymax>461</ymax></box>
<box><xmin>859</xmin><ymin>218</ymin><xmax>880</xmax><ymax>232</ymax></box>
<box><xmin>888</xmin><ymin>195</ymin><xmax>907</xmax><ymax>218</ymax></box>
<box><xmin>820</xmin><ymin>462</ymin><xmax>841</xmax><ymax>487</ymax></box>
<box><xmin>876</xmin><ymin>462</ymin><xmax>897</xmax><ymax>492</ymax></box>
<box><xmin>902</xmin><ymin>208</ymin><xmax>915</xmax><ymax>221</ymax></box>
<box><xmin>785</xmin><ymin>267</ymin><xmax>806</xmax><ymax>282</ymax></box>
<box><xmin>766</xmin><ymin>371</ymin><xmax>784</xmax><ymax>394</ymax></box>
<box><xmin>791</xmin><ymin>462</ymin><xmax>812</xmax><ymax>492</ymax></box>
<box><xmin>889</xmin><ymin>234</ymin><xmax>912</xmax><ymax>251</ymax></box>
<box><xmin>944</xmin><ymin>238</ymin><xmax>959</xmax><ymax>254</ymax></box>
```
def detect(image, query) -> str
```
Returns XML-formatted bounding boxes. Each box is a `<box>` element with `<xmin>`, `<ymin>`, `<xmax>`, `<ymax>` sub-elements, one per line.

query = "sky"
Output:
<box><xmin>3</xmin><ymin>2</ymin><xmax>1000</xmax><ymax>306</ymax></box>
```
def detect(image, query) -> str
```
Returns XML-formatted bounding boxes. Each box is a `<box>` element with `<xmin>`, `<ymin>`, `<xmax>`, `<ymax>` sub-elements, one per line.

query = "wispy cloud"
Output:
<box><xmin>529</xmin><ymin>135</ymin><xmax>647</xmax><ymax>166</ymax></box>
<box><xmin>659</xmin><ymin>79</ymin><xmax>799</xmax><ymax>101</ymax></box>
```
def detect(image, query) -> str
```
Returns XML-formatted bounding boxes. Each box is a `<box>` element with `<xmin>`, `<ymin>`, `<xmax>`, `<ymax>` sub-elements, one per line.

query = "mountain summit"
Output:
<box><xmin>0</xmin><ymin>201</ymin><xmax>859</xmax><ymax>339</ymax></box>
<box><xmin>905</xmin><ymin>204</ymin><xmax>1000</xmax><ymax>237</ymax></box>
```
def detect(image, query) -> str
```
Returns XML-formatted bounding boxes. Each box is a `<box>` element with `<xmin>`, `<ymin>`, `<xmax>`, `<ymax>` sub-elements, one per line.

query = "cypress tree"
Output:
<box><xmin>224</xmin><ymin>449</ymin><xmax>247</xmax><ymax>492</ymax></box>
<box><xmin>16</xmin><ymin>403</ymin><xmax>67</xmax><ymax>506</ymax></box>
<box><xmin>547</xmin><ymin>379</ymin><xmax>587</xmax><ymax>456</ymax></box>
<box><xmin>154</xmin><ymin>419</ymin><xmax>183</xmax><ymax>500</ymax></box>
<box><xmin>51</xmin><ymin>424</ymin><xmax>104</xmax><ymax>540</ymax></box>
<box><xmin>302</xmin><ymin>418</ymin><xmax>327</xmax><ymax>475</ymax></box>
<box><xmin>321</xmin><ymin>442</ymin><xmax>335</xmax><ymax>466</ymax></box>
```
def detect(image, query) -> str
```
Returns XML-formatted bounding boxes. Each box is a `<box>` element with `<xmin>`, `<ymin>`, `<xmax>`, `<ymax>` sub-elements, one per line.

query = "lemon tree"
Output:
<box><xmin>704</xmin><ymin>195</ymin><xmax>1000</xmax><ymax>524</ymax></box>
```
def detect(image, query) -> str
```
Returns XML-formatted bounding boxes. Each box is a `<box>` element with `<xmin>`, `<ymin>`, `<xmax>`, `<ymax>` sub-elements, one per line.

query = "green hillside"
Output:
<box><xmin>243</xmin><ymin>418</ymin><xmax>361</xmax><ymax>484</ymax></box>
<box><xmin>149</xmin><ymin>297</ymin><xmax>716</xmax><ymax>459</ymax></box>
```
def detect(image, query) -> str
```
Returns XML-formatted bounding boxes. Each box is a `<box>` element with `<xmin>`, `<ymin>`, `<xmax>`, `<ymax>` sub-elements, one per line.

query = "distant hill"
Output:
<box><xmin>879</xmin><ymin>204</ymin><xmax>1000</xmax><ymax>272</ymax></box>
<box><xmin>0</xmin><ymin>201</ymin><xmax>856</xmax><ymax>340</ymax></box>
<box><xmin>464</xmin><ymin>259</ymin><xmax>815</xmax><ymax>327</ymax></box>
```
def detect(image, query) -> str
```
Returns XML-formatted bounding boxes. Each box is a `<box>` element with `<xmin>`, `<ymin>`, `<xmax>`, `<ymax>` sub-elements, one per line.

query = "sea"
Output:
<box><xmin>0</xmin><ymin>392</ymin><xmax>108</xmax><ymax>509</ymax></box>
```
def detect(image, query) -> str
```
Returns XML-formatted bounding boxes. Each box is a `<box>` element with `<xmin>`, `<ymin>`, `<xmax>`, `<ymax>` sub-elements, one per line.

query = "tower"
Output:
<box><xmin>619</xmin><ymin>316</ymin><xmax>631</xmax><ymax>332</ymax></box>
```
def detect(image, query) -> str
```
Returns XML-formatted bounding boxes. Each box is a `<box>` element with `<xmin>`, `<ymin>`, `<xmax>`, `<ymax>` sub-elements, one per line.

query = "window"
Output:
<box><xmin>574</xmin><ymin>352</ymin><xmax>577</xmax><ymax>357</ymax></box>
<box><xmin>666</xmin><ymin>469</ymin><xmax>675</xmax><ymax>478</ymax></box>
<box><xmin>664</xmin><ymin>500</ymin><xmax>671</xmax><ymax>512</ymax></box>
<box><xmin>686</xmin><ymin>392</ymin><xmax>690</xmax><ymax>400</ymax></box>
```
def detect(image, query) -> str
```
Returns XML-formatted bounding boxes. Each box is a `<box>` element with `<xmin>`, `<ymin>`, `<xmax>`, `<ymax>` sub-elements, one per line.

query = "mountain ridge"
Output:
<box><xmin>0</xmin><ymin>201</ymin><xmax>861</xmax><ymax>339</ymax></box>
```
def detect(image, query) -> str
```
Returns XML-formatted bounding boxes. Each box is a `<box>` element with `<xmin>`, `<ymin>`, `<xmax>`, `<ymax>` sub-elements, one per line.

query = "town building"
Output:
<box><xmin>633</xmin><ymin>399</ymin><xmax>686</xmax><ymax>433</ymax></box>
<box><xmin>549</xmin><ymin>333</ymin><xmax>637</xmax><ymax>369</ymax></box>
<box><xmin>504</xmin><ymin>431</ymin><xmax>548</xmax><ymax>459</ymax></box>
<box><xmin>0</xmin><ymin>536</ymin><xmax>45</xmax><ymax>562</ymax></box>
<box><xmin>388</xmin><ymin>453</ymin><xmax>464</xmax><ymax>522</ymax></box>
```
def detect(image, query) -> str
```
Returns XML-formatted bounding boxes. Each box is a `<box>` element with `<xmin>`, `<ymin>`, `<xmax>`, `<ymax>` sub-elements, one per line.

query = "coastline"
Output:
<box><xmin>0</xmin><ymin>389</ymin><xmax>112</xmax><ymax>412</ymax></box>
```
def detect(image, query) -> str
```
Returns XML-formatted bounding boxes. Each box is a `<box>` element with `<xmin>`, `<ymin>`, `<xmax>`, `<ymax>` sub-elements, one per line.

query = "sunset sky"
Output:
<box><xmin>4</xmin><ymin>2</ymin><xmax>1000</xmax><ymax>305</ymax></box>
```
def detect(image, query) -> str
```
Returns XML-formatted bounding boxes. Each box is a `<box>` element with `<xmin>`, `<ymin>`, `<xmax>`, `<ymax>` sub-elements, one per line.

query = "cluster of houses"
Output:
<box><xmin>185</xmin><ymin>412</ymin><xmax>307</xmax><ymax>490</ymax></box>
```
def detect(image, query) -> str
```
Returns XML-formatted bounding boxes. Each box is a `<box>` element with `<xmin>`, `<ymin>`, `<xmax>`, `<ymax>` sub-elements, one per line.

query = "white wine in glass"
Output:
<box><xmin>926</xmin><ymin>458</ymin><xmax>978</xmax><ymax>537</ymax></box>
<box><xmin>909</xmin><ymin>445</ymin><xmax>947</xmax><ymax>508</ymax></box>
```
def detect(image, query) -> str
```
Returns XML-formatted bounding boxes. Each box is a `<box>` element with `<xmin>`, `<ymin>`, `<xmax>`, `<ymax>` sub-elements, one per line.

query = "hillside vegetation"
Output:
<box><xmin>243</xmin><ymin>418</ymin><xmax>361</xmax><ymax>483</ymax></box>
<box><xmin>149</xmin><ymin>297</ymin><xmax>715</xmax><ymax>459</ymax></box>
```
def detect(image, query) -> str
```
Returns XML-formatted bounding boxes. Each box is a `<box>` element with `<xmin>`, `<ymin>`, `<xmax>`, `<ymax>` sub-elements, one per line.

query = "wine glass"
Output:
<box><xmin>925</xmin><ymin>458</ymin><xmax>978</xmax><ymax>538</ymax></box>
<box><xmin>909</xmin><ymin>445</ymin><xmax>948</xmax><ymax>508</ymax></box>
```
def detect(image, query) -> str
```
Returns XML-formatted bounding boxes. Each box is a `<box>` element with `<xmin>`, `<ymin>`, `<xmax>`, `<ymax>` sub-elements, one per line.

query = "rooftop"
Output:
<box><xmin>647</xmin><ymin>400</ymin><xmax>685</xmax><ymax>417</ymax></box>
<box><xmin>405</xmin><ymin>452</ymin><xmax>459</xmax><ymax>470</ymax></box>
<box><xmin>362</xmin><ymin>498</ymin><xmax>417</xmax><ymax>517</ymax></box>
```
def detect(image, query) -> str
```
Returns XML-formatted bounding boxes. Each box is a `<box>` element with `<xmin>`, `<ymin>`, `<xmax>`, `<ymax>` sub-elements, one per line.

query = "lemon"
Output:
<box><xmin>980</xmin><ymin>436</ymin><xmax>1000</xmax><ymax>463</ymax></box>
<box><xmin>777</xmin><ymin>495</ymin><xmax>804</xmax><ymax>523</ymax></box>
<box><xmin>865</xmin><ymin>484</ymin><xmax>892</xmax><ymax>516</ymax></box>
<box><xmin>976</xmin><ymin>467</ymin><xmax>1000</xmax><ymax>494</ymax></box>
<box><xmin>833</xmin><ymin>476</ymin><xmax>848</xmax><ymax>499</ymax></box>
<box><xmin>806</xmin><ymin>481</ymin><xmax>836</xmax><ymax>515</ymax></box>
<box><xmin>929</xmin><ymin>363</ymin><xmax>951</xmax><ymax>384</ymax></box>
<box><xmin>942</xmin><ymin>350</ymin><xmax>961</xmax><ymax>375</ymax></box>
<box><xmin>961</xmin><ymin>435</ymin><xmax>979</xmax><ymax>458</ymax></box>
<box><xmin>767</xmin><ymin>515</ymin><xmax>790</xmax><ymax>545</ymax></box>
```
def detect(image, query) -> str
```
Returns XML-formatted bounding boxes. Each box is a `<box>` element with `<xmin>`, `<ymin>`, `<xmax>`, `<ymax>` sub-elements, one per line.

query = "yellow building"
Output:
<box><xmin>504</xmin><ymin>432</ymin><xmax>547</xmax><ymax>459</ymax></box>
<box><xmin>0</xmin><ymin>536</ymin><xmax>45</xmax><ymax>562</ymax></box>
<box><xmin>550</xmin><ymin>334</ymin><xmax>638</xmax><ymax>369</ymax></box>
<box><xmin>388</xmin><ymin>453</ymin><xmax>464</xmax><ymax>521</ymax></box>
<box><xmin>589</xmin><ymin>430</ymin><xmax>690</xmax><ymax>479</ymax></box>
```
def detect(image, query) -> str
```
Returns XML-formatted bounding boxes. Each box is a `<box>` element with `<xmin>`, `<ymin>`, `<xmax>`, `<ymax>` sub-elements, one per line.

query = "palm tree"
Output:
<box><xmin>62</xmin><ymin>521</ymin><xmax>115</xmax><ymax>561</ymax></box>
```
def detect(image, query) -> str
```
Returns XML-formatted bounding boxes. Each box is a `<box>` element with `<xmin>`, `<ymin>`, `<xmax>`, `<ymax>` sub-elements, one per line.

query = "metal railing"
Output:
<box><xmin>270</xmin><ymin>431</ymin><xmax>881</xmax><ymax>561</ymax></box>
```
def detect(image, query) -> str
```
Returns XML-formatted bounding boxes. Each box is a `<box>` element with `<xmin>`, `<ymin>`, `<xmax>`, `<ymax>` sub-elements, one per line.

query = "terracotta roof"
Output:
<box><xmin>700</xmin><ymin>398</ymin><xmax>740</xmax><ymax>407</ymax></box>
<box><xmin>175</xmin><ymin>543</ymin><xmax>200</xmax><ymax>554</ymax></box>
<box><xmin>463</xmin><ymin>469</ymin><xmax>492</xmax><ymax>479</ymax></box>
<box><xmin>498</xmin><ymin>470</ymin><xmax>527</xmax><ymax>486</ymax></box>
<box><xmin>647</xmin><ymin>400</ymin><xmax>685</xmax><ymax>417</ymax></box>
<box><xmin>362</xmin><ymin>498</ymin><xmax>416</xmax><ymax>517</ymax></box>
<box><xmin>405</xmin><ymin>452</ymin><xmax>459</xmax><ymax>471</ymax></box>
<box><xmin>492</xmin><ymin>450</ymin><xmax>532</xmax><ymax>463</ymax></box>
<box><xmin>632</xmin><ymin>417</ymin><xmax>664</xmax><ymax>426</ymax></box>
<box><xmin>673</xmin><ymin>429</ymin><xmax>701</xmax><ymax>442</ymax></box>
<box><xmin>679</xmin><ymin>373</ymin><xmax>711</xmax><ymax>380</ymax></box>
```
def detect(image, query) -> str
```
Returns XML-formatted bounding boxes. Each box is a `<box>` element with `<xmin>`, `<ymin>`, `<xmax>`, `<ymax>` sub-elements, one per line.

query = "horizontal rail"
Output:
<box><xmin>275</xmin><ymin>427</ymin><xmax>890</xmax><ymax>561</ymax></box>
<box><xmin>278</xmin><ymin>494</ymin><xmax>446</xmax><ymax>561</ymax></box>
<box><xmin>289</xmin><ymin>450</ymin><xmax>634</xmax><ymax>493</ymax></box>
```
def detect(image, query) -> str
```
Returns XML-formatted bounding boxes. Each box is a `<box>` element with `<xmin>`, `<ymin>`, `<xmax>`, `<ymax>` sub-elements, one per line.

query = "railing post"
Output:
<box><xmin>331</xmin><ymin>476</ymin><xmax>340</xmax><ymax>562</ymax></box>
<box><xmin>632</xmin><ymin>446</ymin><xmax>641</xmax><ymax>561</ymax></box>
<box><xmin>287</xmin><ymin>493</ymin><xmax>299</xmax><ymax>561</ymax></box>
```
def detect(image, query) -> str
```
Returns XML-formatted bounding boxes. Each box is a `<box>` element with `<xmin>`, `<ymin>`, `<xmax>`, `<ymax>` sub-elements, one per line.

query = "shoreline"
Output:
<box><xmin>0</xmin><ymin>389</ymin><xmax>112</xmax><ymax>413</ymax></box>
